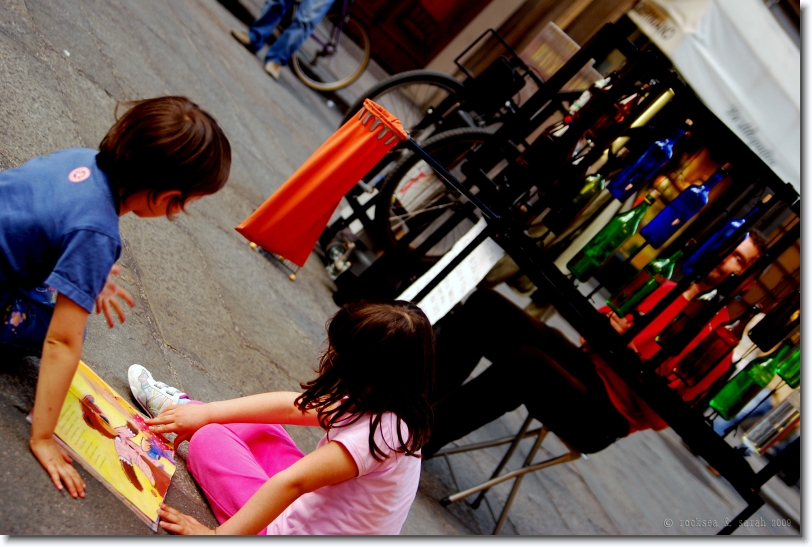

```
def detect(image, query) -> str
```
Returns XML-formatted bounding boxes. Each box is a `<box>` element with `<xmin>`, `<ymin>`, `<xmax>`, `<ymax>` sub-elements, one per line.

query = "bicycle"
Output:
<box><xmin>319</xmin><ymin>30</ymin><xmax>538</xmax><ymax>263</ymax></box>
<box><xmin>234</xmin><ymin>0</ymin><xmax>371</xmax><ymax>91</ymax></box>
<box><xmin>290</xmin><ymin>0</ymin><xmax>371</xmax><ymax>91</ymax></box>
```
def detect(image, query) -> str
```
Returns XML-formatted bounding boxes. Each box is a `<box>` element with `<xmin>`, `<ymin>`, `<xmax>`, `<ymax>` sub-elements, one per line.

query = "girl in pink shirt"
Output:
<box><xmin>134</xmin><ymin>300</ymin><xmax>434</xmax><ymax>535</ymax></box>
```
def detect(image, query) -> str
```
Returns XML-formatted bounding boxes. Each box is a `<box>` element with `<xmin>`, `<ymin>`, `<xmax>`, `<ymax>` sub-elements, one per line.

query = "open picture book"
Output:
<box><xmin>29</xmin><ymin>361</ymin><xmax>176</xmax><ymax>532</ymax></box>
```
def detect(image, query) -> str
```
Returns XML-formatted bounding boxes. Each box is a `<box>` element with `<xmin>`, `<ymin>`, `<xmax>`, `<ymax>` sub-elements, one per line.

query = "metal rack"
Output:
<box><xmin>382</xmin><ymin>24</ymin><xmax>799</xmax><ymax>534</ymax></box>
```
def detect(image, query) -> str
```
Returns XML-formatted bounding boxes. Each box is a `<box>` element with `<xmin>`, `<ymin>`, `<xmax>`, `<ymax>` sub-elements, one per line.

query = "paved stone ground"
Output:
<box><xmin>0</xmin><ymin>0</ymin><xmax>799</xmax><ymax>537</ymax></box>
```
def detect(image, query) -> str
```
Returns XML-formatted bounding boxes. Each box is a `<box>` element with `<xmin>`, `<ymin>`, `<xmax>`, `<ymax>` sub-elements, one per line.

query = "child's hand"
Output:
<box><xmin>95</xmin><ymin>265</ymin><xmax>135</xmax><ymax>328</ymax></box>
<box><xmin>30</xmin><ymin>437</ymin><xmax>86</xmax><ymax>498</ymax></box>
<box><xmin>146</xmin><ymin>404</ymin><xmax>210</xmax><ymax>445</ymax></box>
<box><xmin>158</xmin><ymin>503</ymin><xmax>216</xmax><ymax>535</ymax></box>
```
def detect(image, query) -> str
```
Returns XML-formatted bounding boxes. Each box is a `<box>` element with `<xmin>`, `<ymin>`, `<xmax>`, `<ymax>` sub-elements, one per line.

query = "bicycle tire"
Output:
<box><xmin>292</xmin><ymin>14</ymin><xmax>371</xmax><ymax>92</ymax></box>
<box><xmin>340</xmin><ymin>70</ymin><xmax>465</xmax><ymax>138</ymax></box>
<box><xmin>374</xmin><ymin>127</ymin><xmax>494</xmax><ymax>260</ymax></box>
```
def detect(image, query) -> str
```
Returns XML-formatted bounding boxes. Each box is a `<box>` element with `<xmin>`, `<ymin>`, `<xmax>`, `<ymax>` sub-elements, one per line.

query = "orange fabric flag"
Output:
<box><xmin>236</xmin><ymin>99</ymin><xmax>408</xmax><ymax>267</ymax></box>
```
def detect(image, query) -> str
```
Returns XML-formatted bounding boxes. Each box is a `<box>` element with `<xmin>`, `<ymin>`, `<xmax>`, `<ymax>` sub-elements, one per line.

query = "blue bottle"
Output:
<box><xmin>640</xmin><ymin>163</ymin><xmax>730</xmax><ymax>249</ymax></box>
<box><xmin>681</xmin><ymin>194</ymin><xmax>772</xmax><ymax>277</ymax></box>
<box><xmin>606</xmin><ymin>120</ymin><xmax>692</xmax><ymax>202</ymax></box>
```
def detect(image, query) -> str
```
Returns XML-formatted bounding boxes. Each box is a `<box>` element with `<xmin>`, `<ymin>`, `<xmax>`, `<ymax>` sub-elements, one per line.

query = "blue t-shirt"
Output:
<box><xmin>0</xmin><ymin>148</ymin><xmax>122</xmax><ymax>313</ymax></box>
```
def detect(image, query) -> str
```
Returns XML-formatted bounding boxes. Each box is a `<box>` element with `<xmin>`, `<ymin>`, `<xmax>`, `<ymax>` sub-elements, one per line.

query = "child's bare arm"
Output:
<box><xmin>29</xmin><ymin>293</ymin><xmax>89</xmax><ymax>498</ymax></box>
<box><xmin>145</xmin><ymin>392</ymin><xmax>322</xmax><ymax>444</ymax></box>
<box><xmin>158</xmin><ymin>441</ymin><xmax>358</xmax><ymax>535</ymax></box>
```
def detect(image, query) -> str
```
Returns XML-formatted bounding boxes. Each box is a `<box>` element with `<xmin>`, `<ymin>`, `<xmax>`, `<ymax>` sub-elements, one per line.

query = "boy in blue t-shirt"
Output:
<box><xmin>0</xmin><ymin>96</ymin><xmax>231</xmax><ymax>499</ymax></box>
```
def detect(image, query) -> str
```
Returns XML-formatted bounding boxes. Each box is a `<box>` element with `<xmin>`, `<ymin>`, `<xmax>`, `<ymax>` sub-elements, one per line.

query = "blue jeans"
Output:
<box><xmin>0</xmin><ymin>285</ymin><xmax>57</xmax><ymax>356</ymax></box>
<box><xmin>247</xmin><ymin>0</ymin><xmax>335</xmax><ymax>66</ymax></box>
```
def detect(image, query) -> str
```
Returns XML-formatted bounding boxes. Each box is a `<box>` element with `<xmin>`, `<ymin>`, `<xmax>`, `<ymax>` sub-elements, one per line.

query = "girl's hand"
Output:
<box><xmin>29</xmin><ymin>437</ymin><xmax>86</xmax><ymax>498</ymax></box>
<box><xmin>158</xmin><ymin>503</ymin><xmax>216</xmax><ymax>535</ymax></box>
<box><xmin>95</xmin><ymin>265</ymin><xmax>135</xmax><ymax>328</ymax></box>
<box><xmin>145</xmin><ymin>403</ymin><xmax>210</xmax><ymax>445</ymax></box>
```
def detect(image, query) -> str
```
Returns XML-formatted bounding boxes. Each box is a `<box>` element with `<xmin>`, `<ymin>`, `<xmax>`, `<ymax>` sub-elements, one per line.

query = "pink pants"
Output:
<box><xmin>186</xmin><ymin>414</ymin><xmax>305</xmax><ymax>535</ymax></box>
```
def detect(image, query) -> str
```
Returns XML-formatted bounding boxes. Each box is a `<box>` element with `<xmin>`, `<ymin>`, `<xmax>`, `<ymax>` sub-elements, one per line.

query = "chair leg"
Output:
<box><xmin>432</xmin><ymin>416</ymin><xmax>541</xmax><ymax>458</ymax></box>
<box><xmin>441</xmin><ymin>448</ymin><xmax>582</xmax><ymax>505</ymax></box>
<box><xmin>493</xmin><ymin>425</ymin><xmax>547</xmax><ymax>534</ymax></box>
<box><xmin>470</xmin><ymin>415</ymin><xmax>538</xmax><ymax>509</ymax></box>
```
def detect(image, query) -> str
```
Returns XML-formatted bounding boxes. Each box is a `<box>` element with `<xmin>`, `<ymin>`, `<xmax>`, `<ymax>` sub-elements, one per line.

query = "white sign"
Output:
<box><xmin>398</xmin><ymin>217</ymin><xmax>505</xmax><ymax>324</ymax></box>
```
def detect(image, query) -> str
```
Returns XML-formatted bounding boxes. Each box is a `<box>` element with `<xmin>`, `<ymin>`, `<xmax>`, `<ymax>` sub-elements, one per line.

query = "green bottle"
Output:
<box><xmin>709</xmin><ymin>340</ymin><xmax>793</xmax><ymax>420</ymax></box>
<box><xmin>607</xmin><ymin>248</ymin><xmax>684</xmax><ymax>316</ymax></box>
<box><xmin>544</xmin><ymin>148</ymin><xmax>630</xmax><ymax>235</ymax></box>
<box><xmin>776</xmin><ymin>348</ymin><xmax>801</xmax><ymax>389</ymax></box>
<box><xmin>567</xmin><ymin>190</ymin><xmax>660</xmax><ymax>282</ymax></box>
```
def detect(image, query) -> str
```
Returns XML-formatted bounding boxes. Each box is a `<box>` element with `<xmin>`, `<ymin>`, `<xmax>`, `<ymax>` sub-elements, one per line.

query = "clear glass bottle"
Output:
<box><xmin>742</xmin><ymin>389</ymin><xmax>800</xmax><ymax>455</ymax></box>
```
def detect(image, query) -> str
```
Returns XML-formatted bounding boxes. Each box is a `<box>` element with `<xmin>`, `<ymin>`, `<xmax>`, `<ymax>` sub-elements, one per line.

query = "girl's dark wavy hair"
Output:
<box><xmin>295</xmin><ymin>301</ymin><xmax>435</xmax><ymax>461</ymax></box>
<box><xmin>96</xmin><ymin>96</ymin><xmax>231</xmax><ymax>217</ymax></box>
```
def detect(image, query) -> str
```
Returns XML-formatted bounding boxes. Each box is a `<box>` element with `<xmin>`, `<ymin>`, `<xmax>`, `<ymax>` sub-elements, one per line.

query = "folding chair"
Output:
<box><xmin>434</xmin><ymin>414</ymin><xmax>584</xmax><ymax>535</ymax></box>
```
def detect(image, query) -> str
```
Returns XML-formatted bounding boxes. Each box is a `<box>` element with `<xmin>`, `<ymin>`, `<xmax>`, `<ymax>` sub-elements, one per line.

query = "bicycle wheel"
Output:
<box><xmin>292</xmin><ymin>14</ymin><xmax>371</xmax><ymax>92</ymax></box>
<box><xmin>374</xmin><ymin>128</ymin><xmax>494</xmax><ymax>260</ymax></box>
<box><xmin>340</xmin><ymin>70</ymin><xmax>465</xmax><ymax>141</ymax></box>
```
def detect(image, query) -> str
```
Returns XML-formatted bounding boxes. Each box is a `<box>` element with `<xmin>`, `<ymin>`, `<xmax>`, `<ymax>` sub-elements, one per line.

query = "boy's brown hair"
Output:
<box><xmin>96</xmin><ymin>96</ymin><xmax>231</xmax><ymax>215</ymax></box>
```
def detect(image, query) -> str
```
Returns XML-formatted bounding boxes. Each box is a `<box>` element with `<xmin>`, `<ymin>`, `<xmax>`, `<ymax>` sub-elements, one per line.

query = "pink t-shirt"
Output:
<box><xmin>267</xmin><ymin>412</ymin><xmax>422</xmax><ymax>535</ymax></box>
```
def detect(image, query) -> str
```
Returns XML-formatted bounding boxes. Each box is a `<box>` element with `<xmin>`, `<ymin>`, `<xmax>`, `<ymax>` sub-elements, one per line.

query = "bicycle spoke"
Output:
<box><xmin>390</xmin><ymin>201</ymin><xmax>458</xmax><ymax>222</ymax></box>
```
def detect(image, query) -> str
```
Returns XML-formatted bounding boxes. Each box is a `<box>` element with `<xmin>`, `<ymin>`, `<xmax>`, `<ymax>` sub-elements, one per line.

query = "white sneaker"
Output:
<box><xmin>264</xmin><ymin>61</ymin><xmax>282</xmax><ymax>80</ymax></box>
<box><xmin>128</xmin><ymin>364</ymin><xmax>190</xmax><ymax>418</ymax></box>
<box><xmin>231</xmin><ymin>29</ymin><xmax>251</xmax><ymax>47</ymax></box>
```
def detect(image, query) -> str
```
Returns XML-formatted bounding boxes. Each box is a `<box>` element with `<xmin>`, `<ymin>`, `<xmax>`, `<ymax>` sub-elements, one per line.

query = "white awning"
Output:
<box><xmin>627</xmin><ymin>0</ymin><xmax>800</xmax><ymax>192</ymax></box>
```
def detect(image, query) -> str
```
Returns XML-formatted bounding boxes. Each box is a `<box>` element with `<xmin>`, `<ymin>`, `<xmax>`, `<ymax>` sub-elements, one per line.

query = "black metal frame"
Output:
<box><xmin>394</xmin><ymin>23</ymin><xmax>800</xmax><ymax>534</ymax></box>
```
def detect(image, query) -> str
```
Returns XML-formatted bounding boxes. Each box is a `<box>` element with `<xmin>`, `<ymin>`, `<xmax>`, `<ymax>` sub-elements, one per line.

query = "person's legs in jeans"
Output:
<box><xmin>265</xmin><ymin>0</ymin><xmax>334</xmax><ymax>66</ymax></box>
<box><xmin>245</xmin><ymin>0</ymin><xmax>294</xmax><ymax>52</ymax></box>
<box><xmin>186</xmin><ymin>422</ymin><xmax>304</xmax><ymax>534</ymax></box>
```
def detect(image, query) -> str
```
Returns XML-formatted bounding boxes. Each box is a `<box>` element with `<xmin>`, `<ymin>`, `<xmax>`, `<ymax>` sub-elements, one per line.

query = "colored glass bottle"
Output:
<box><xmin>748</xmin><ymin>290</ymin><xmax>800</xmax><ymax>352</ymax></box>
<box><xmin>641</xmin><ymin>164</ymin><xmax>730</xmax><ymax>249</ymax></box>
<box><xmin>670</xmin><ymin>305</ymin><xmax>760</xmax><ymax>387</ymax></box>
<box><xmin>776</xmin><ymin>347</ymin><xmax>801</xmax><ymax>389</ymax></box>
<box><xmin>567</xmin><ymin>190</ymin><xmax>660</xmax><ymax>282</ymax></box>
<box><xmin>586</xmin><ymin>82</ymin><xmax>653</xmax><ymax>140</ymax></box>
<box><xmin>606</xmin><ymin>120</ymin><xmax>692</xmax><ymax>202</ymax></box>
<box><xmin>544</xmin><ymin>148</ymin><xmax>630</xmax><ymax>235</ymax></box>
<box><xmin>709</xmin><ymin>340</ymin><xmax>793</xmax><ymax>421</ymax></box>
<box><xmin>607</xmin><ymin>248</ymin><xmax>685</xmax><ymax>316</ymax></box>
<box><xmin>655</xmin><ymin>273</ymin><xmax>739</xmax><ymax>348</ymax></box>
<box><xmin>681</xmin><ymin>195</ymin><xmax>772</xmax><ymax>277</ymax></box>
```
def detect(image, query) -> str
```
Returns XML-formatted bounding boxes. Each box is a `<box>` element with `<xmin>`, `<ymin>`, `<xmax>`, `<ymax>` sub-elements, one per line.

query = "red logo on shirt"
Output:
<box><xmin>68</xmin><ymin>167</ymin><xmax>91</xmax><ymax>183</ymax></box>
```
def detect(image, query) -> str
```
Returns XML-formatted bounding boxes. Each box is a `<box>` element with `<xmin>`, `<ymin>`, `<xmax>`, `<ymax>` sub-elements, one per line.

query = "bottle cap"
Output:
<box><xmin>762</xmin><ymin>194</ymin><xmax>773</xmax><ymax>203</ymax></box>
<box><xmin>721</xmin><ymin>162</ymin><xmax>732</xmax><ymax>171</ymax></box>
<box><xmin>617</xmin><ymin>147</ymin><xmax>629</xmax><ymax>158</ymax></box>
<box><xmin>647</xmin><ymin>189</ymin><xmax>661</xmax><ymax>201</ymax></box>
<box><xmin>685</xmin><ymin>119</ymin><xmax>694</xmax><ymax>126</ymax></box>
